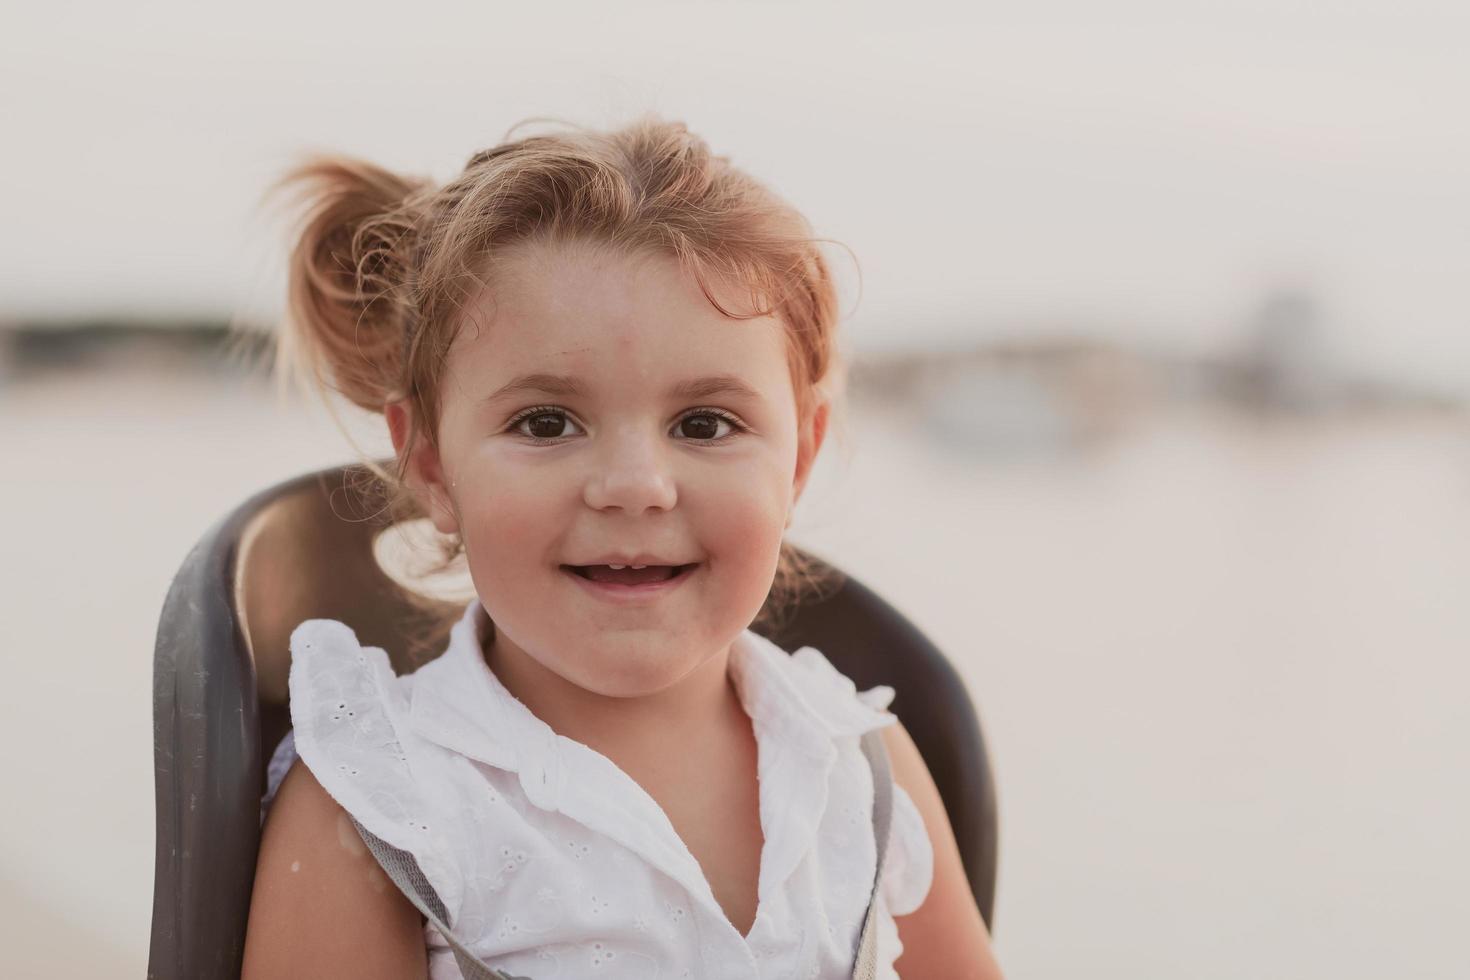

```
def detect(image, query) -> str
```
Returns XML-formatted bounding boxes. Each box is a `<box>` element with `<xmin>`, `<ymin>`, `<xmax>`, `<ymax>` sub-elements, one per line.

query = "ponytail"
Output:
<box><xmin>277</xmin><ymin>157</ymin><xmax>430</xmax><ymax>413</ymax></box>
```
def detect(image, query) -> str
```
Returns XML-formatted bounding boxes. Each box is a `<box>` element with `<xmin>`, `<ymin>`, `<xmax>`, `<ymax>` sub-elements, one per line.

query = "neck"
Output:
<box><xmin>477</xmin><ymin>614</ymin><xmax>745</xmax><ymax>760</ymax></box>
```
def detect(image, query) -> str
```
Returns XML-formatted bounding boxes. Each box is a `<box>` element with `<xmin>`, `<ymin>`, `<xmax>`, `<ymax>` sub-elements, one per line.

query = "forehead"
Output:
<box><xmin>446</xmin><ymin>239</ymin><xmax>792</xmax><ymax>395</ymax></box>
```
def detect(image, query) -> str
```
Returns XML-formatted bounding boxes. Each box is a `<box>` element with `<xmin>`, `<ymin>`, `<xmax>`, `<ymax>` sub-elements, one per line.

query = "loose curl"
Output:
<box><xmin>274</xmin><ymin>116</ymin><xmax>847</xmax><ymax>656</ymax></box>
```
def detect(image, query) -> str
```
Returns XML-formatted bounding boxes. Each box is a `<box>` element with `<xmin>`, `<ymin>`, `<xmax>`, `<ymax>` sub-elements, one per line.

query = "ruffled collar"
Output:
<box><xmin>406</xmin><ymin>597</ymin><xmax>896</xmax><ymax>936</ymax></box>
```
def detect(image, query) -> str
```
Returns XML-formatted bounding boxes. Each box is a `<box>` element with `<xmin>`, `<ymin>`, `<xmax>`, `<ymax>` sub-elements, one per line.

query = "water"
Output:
<box><xmin>2</xmin><ymin>359</ymin><xmax>1467</xmax><ymax>977</ymax></box>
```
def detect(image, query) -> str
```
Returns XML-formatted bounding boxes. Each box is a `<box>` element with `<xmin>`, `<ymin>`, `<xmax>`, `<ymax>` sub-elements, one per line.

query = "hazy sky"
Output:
<box><xmin>3</xmin><ymin>1</ymin><xmax>1467</xmax><ymax>389</ymax></box>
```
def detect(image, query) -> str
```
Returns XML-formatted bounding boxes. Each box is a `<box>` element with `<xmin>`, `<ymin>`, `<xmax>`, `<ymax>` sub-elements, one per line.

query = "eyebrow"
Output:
<box><xmin>483</xmin><ymin>372</ymin><xmax>763</xmax><ymax>404</ymax></box>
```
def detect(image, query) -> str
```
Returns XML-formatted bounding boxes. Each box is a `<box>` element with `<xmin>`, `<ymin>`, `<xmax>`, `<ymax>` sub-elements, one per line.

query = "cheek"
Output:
<box><xmin>452</xmin><ymin>459</ymin><xmax>566</xmax><ymax>580</ymax></box>
<box><xmin>694</xmin><ymin>465</ymin><xmax>790</xmax><ymax>591</ymax></box>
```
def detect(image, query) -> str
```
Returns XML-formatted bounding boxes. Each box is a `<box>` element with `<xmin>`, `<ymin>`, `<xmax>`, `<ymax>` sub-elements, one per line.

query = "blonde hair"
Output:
<box><xmin>275</xmin><ymin>115</ymin><xmax>846</xmax><ymax>643</ymax></box>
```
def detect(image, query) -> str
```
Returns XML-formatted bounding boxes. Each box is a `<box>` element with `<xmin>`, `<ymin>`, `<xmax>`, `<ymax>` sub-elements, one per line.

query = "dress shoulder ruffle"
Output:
<box><xmin>287</xmin><ymin>618</ymin><xmax>465</xmax><ymax>921</ymax></box>
<box><xmin>780</xmin><ymin>643</ymin><xmax>935</xmax><ymax>917</ymax></box>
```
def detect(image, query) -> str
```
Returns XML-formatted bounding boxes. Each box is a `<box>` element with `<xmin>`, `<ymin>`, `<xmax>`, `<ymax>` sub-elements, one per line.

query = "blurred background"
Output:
<box><xmin>3</xmin><ymin>1</ymin><xmax>1468</xmax><ymax>977</ymax></box>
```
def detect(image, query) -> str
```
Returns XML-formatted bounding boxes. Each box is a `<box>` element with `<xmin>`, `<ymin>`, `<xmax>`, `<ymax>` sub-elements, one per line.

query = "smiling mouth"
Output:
<box><xmin>560</xmin><ymin>563</ymin><xmax>698</xmax><ymax>585</ymax></box>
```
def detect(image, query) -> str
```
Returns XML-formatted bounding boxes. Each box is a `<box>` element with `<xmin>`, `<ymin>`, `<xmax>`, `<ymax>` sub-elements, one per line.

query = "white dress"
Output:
<box><xmin>270</xmin><ymin>598</ymin><xmax>933</xmax><ymax>980</ymax></box>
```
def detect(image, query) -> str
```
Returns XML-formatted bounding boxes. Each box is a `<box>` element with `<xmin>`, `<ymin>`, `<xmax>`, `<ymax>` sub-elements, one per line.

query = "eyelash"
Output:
<box><xmin>504</xmin><ymin>405</ymin><xmax>748</xmax><ymax>444</ymax></box>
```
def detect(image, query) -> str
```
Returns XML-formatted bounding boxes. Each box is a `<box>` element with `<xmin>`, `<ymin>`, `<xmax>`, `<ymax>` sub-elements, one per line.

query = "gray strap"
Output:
<box><xmin>349</xmin><ymin>816</ymin><xmax>529</xmax><ymax>980</ymax></box>
<box><xmin>350</xmin><ymin>728</ymin><xmax>895</xmax><ymax>980</ymax></box>
<box><xmin>854</xmin><ymin>726</ymin><xmax>895</xmax><ymax>980</ymax></box>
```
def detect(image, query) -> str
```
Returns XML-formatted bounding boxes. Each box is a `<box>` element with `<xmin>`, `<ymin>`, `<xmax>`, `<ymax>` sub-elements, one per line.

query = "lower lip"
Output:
<box><xmin>560</xmin><ymin>564</ymin><xmax>699</xmax><ymax>603</ymax></box>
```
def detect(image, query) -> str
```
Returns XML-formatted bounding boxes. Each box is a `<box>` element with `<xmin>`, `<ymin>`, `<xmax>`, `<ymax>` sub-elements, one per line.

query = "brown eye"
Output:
<box><xmin>679</xmin><ymin>414</ymin><xmax>721</xmax><ymax>440</ymax></box>
<box><xmin>527</xmin><ymin>414</ymin><xmax>566</xmax><ymax>438</ymax></box>
<box><xmin>510</xmin><ymin>408</ymin><xmax>582</xmax><ymax>441</ymax></box>
<box><xmin>675</xmin><ymin>411</ymin><xmax>742</xmax><ymax>441</ymax></box>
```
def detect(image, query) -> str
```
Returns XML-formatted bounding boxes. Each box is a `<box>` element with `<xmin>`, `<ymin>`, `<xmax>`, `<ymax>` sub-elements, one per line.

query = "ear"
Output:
<box><xmin>385</xmin><ymin>398</ymin><xmax>459</xmax><ymax>536</ymax></box>
<box><xmin>790</xmin><ymin>398</ymin><xmax>830</xmax><ymax>512</ymax></box>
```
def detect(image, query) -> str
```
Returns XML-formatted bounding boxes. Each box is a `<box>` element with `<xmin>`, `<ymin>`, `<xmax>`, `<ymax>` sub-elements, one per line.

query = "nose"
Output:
<box><xmin>581</xmin><ymin>423</ymin><xmax>678</xmax><ymax>514</ymax></box>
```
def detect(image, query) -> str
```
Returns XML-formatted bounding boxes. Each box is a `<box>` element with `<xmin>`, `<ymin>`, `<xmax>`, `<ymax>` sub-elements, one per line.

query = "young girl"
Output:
<box><xmin>242</xmin><ymin>117</ymin><xmax>1001</xmax><ymax>980</ymax></box>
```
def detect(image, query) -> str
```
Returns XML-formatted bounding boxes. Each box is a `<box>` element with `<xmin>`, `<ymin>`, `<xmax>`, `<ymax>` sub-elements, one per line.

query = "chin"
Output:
<box><xmin>572</xmin><ymin>662</ymin><xmax>699</xmax><ymax>700</ymax></box>
<box><xmin>559</xmin><ymin>641</ymin><xmax>710</xmax><ymax>699</ymax></box>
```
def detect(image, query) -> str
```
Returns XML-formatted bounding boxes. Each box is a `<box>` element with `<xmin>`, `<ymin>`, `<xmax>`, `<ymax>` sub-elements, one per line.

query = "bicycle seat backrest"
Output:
<box><xmin>148</xmin><ymin>463</ymin><xmax>997</xmax><ymax>980</ymax></box>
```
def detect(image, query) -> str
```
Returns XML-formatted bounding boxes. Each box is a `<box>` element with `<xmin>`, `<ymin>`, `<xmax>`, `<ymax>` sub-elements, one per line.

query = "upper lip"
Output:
<box><xmin>563</xmin><ymin>555</ymin><xmax>695</xmax><ymax>568</ymax></box>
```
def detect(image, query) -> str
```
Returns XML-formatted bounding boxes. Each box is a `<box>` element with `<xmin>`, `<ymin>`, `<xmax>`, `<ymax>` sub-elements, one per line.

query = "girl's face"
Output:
<box><xmin>391</xmin><ymin>238</ymin><xmax>826</xmax><ymax>699</ymax></box>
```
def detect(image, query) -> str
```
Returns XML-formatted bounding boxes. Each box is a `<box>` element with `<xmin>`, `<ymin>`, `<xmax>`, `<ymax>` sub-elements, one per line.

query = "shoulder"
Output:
<box><xmin>873</xmin><ymin>722</ymin><xmax>934</xmax><ymax>918</ymax></box>
<box><xmin>285</xmin><ymin>617</ymin><xmax>465</xmax><ymax>911</ymax></box>
<box><xmin>768</xmin><ymin>644</ymin><xmax>994</xmax><ymax>971</ymax></box>
<box><xmin>879</xmin><ymin>719</ymin><xmax>1005</xmax><ymax>979</ymax></box>
<box><xmin>243</xmin><ymin>758</ymin><xmax>428</xmax><ymax>980</ymax></box>
<box><xmin>286</xmin><ymin>617</ymin><xmax>415</xmax><ymax>817</ymax></box>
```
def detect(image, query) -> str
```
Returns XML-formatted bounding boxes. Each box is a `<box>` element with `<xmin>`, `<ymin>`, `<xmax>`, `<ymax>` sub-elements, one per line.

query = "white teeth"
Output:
<box><xmin>631</xmin><ymin>564</ymin><xmax>647</xmax><ymax>570</ymax></box>
<box><xmin>608</xmin><ymin>564</ymin><xmax>627</xmax><ymax>570</ymax></box>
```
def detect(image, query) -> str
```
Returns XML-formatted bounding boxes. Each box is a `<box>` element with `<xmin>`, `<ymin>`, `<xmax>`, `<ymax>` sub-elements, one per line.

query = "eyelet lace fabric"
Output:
<box><xmin>267</xmin><ymin>600</ymin><xmax>934</xmax><ymax>980</ymax></box>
